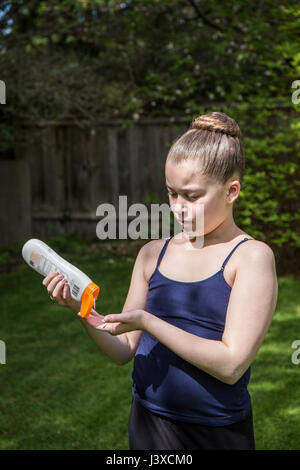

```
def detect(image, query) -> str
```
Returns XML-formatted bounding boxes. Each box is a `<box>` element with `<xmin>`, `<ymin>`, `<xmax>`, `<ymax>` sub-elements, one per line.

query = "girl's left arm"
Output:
<box><xmin>99</xmin><ymin>242</ymin><xmax>278</xmax><ymax>384</ymax></box>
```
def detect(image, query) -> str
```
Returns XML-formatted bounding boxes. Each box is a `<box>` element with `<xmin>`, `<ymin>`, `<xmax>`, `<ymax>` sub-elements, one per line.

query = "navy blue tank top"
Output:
<box><xmin>132</xmin><ymin>236</ymin><xmax>253</xmax><ymax>426</ymax></box>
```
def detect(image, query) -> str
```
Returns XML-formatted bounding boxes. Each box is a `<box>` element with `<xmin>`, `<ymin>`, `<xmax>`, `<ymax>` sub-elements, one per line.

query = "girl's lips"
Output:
<box><xmin>174</xmin><ymin>215</ymin><xmax>193</xmax><ymax>225</ymax></box>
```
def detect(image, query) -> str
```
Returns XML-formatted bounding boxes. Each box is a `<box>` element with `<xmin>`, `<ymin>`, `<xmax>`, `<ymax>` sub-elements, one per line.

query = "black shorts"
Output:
<box><xmin>128</xmin><ymin>397</ymin><xmax>255</xmax><ymax>450</ymax></box>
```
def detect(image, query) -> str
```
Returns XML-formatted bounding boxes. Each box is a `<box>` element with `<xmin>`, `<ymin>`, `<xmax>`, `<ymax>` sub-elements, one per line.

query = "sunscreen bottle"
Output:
<box><xmin>22</xmin><ymin>239</ymin><xmax>100</xmax><ymax>318</ymax></box>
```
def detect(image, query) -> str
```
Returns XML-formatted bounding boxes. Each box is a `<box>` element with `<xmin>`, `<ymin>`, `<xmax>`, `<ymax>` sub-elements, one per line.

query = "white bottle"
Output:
<box><xmin>22</xmin><ymin>239</ymin><xmax>100</xmax><ymax>318</ymax></box>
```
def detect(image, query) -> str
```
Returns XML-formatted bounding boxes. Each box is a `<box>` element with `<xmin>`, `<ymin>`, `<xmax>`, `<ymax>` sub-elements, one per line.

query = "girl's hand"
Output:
<box><xmin>77</xmin><ymin>308</ymin><xmax>106</xmax><ymax>327</ymax></box>
<box><xmin>42</xmin><ymin>272</ymin><xmax>80</xmax><ymax>312</ymax></box>
<box><xmin>92</xmin><ymin>309</ymin><xmax>147</xmax><ymax>336</ymax></box>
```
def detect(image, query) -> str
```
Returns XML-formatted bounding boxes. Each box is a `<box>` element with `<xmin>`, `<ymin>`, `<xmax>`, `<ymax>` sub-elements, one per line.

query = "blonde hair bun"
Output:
<box><xmin>191</xmin><ymin>111</ymin><xmax>242</xmax><ymax>138</ymax></box>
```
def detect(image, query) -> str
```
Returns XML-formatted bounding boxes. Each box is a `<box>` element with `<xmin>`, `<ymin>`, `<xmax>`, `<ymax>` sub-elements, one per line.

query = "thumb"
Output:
<box><xmin>103</xmin><ymin>313</ymin><xmax>126</xmax><ymax>323</ymax></box>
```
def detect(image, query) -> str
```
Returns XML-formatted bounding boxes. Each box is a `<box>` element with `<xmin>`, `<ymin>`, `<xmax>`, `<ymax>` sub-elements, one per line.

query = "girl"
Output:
<box><xmin>43</xmin><ymin>111</ymin><xmax>278</xmax><ymax>450</ymax></box>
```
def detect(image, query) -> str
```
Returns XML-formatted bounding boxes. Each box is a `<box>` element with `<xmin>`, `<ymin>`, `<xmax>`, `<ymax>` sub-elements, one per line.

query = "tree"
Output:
<box><xmin>0</xmin><ymin>0</ymin><xmax>299</xmax><ymax>254</ymax></box>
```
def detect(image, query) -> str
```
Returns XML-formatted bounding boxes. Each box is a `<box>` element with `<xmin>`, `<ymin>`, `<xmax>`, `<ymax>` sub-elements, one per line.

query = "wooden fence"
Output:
<box><xmin>15</xmin><ymin>119</ymin><xmax>188</xmax><ymax>237</ymax></box>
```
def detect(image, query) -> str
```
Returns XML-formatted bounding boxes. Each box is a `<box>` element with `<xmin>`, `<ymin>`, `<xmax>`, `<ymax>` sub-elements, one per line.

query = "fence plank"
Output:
<box><xmin>107</xmin><ymin>127</ymin><xmax>120</xmax><ymax>208</ymax></box>
<box><xmin>0</xmin><ymin>161</ymin><xmax>32</xmax><ymax>245</ymax></box>
<box><xmin>16</xmin><ymin>121</ymin><xmax>187</xmax><ymax>237</ymax></box>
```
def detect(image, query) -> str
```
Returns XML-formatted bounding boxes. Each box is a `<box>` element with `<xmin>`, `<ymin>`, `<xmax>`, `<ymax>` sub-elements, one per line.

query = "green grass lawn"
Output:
<box><xmin>0</xmin><ymin>237</ymin><xmax>299</xmax><ymax>450</ymax></box>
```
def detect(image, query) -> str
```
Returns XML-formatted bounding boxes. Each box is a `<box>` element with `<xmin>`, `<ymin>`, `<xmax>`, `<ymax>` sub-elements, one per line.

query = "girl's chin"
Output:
<box><xmin>177</xmin><ymin>229</ymin><xmax>204</xmax><ymax>238</ymax></box>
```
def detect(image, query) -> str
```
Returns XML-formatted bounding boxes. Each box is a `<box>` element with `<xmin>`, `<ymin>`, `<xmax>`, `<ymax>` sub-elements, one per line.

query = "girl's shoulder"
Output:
<box><xmin>140</xmin><ymin>237</ymin><xmax>170</xmax><ymax>283</ymax></box>
<box><xmin>140</xmin><ymin>237</ymin><xmax>168</xmax><ymax>260</ymax></box>
<box><xmin>234</xmin><ymin>236</ymin><xmax>276</xmax><ymax>270</ymax></box>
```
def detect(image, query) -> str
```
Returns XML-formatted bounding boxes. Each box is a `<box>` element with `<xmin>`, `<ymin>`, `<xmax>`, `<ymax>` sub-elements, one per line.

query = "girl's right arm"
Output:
<box><xmin>42</xmin><ymin>244</ymin><xmax>149</xmax><ymax>366</ymax></box>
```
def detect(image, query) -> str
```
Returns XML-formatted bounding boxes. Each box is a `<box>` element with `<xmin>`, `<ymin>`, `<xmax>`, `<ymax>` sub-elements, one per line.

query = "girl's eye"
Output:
<box><xmin>168</xmin><ymin>192</ymin><xmax>198</xmax><ymax>201</ymax></box>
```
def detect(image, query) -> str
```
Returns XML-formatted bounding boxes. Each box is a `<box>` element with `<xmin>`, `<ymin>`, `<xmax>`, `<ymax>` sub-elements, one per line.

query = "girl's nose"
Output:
<box><xmin>171</xmin><ymin>201</ymin><xmax>192</xmax><ymax>220</ymax></box>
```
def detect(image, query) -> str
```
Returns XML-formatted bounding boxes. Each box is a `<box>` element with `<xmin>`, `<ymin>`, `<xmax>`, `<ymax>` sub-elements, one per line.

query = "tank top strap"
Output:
<box><xmin>156</xmin><ymin>236</ymin><xmax>173</xmax><ymax>269</ymax></box>
<box><xmin>221</xmin><ymin>237</ymin><xmax>252</xmax><ymax>270</ymax></box>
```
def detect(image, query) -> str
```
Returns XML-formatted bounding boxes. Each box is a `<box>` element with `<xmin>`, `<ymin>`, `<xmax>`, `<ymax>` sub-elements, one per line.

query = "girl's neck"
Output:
<box><xmin>173</xmin><ymin>221</ymin><xmax>244</xmax><ymax>250</ymax></box>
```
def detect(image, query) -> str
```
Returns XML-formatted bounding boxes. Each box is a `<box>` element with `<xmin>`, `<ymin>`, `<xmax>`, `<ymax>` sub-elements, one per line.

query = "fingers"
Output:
<box><xmin>42</xmin><ymin>271</ymin><xmax>60</xmax><ymax>287</ymax></box>
<box><xmin>79</xmin><ymin>309</ymin><xmax>106</xmax><ymax>327</ymax></box>
<box><xmin>96</xmin><ymin>321</ymin><xmax>124</xmax><ymax>335</ymax></box>
<box><xmin>62</xmin><ymin>281</ymin><xmax>71</xmax><ymax>300</ymax></box>
<box><xmin>104</xmin><ymin>313</ymin><xmax>128</xmax><ymax>323</ymax></box>
<box><xmin>42</xmin><ymin>272</ymin><xmax>69</xmax><ymax>303</ymax></box>
<box><xmin>96</xmin><ymin>320</ymin><xmax>121</xmax><ymax>329</ymax></box>
<box><xmin>46</xmin><ymin>273</ymin><xmax>63</xmax><ymax>296</ymax></box>
<box><xmin>52</xmin><ymin>277</ymin><xmax>67</xmax><ymax>301</ymax></box>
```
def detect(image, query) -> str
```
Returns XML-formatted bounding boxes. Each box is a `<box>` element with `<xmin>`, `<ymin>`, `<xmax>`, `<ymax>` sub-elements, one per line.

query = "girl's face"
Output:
<box><xmin>165</xmin><ymin>159</ymin><xmax>238</xmax><ymax>238</ymax></box>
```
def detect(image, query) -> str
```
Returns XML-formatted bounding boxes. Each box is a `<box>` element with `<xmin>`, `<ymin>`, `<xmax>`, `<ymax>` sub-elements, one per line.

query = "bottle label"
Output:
<box><xmin>30</xmin><ymin>250</ymin><xmax>57</xmax><ymax>277</ymax></box>
<box><xmin>28</xmin><ymin>248</ymin><xmax>82</xmax><ymax>301</ymax></box>
<box><xmin>72</xmin><ymin>284</ymin><xmax>80</xmax><ymax>297</ymax></box>
<box><xmin>29</xmin><ymin>250</ymin><xmax>40</xmax><ymax>268</ymax></box>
